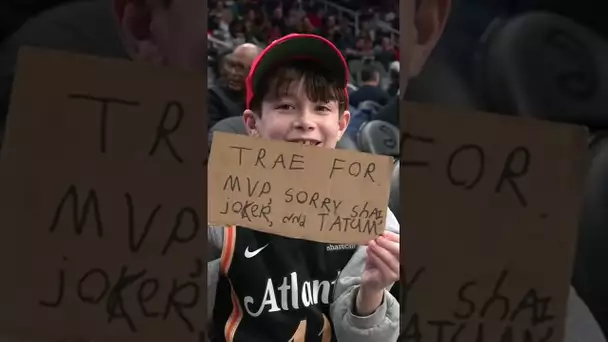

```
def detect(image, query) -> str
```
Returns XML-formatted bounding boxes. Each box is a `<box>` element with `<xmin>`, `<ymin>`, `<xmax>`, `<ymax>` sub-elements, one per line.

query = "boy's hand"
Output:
<box><xmin>356</xmin><ymin>231</ymin><xmax>400</xmax><ymax>316</ymax></box>
<box><xmin>363</xmin><ymin>231</ymin><xmax>400</xmax><ymax>291</ymax></box>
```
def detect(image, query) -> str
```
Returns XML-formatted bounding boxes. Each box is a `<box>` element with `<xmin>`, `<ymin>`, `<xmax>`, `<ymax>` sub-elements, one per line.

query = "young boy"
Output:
<box><xmin>207</xmin><ymin>34</ymin><xmax>401</xmax><ymax>341</ymax></box>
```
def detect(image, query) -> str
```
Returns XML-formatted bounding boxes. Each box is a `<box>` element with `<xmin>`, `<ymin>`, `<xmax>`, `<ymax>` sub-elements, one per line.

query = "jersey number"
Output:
<box><xmin>289</xmin><ymin>314</ymin><xmax>332</xmax><ymax>342</ymax></box>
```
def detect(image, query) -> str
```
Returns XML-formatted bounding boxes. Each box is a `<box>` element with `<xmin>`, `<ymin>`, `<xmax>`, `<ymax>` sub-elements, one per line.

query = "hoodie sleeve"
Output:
<box><xmin>330</xmin><ymin>208</ymin><xmax>400</xmax><ymax>342</ymax></box>
<box><xmin>207</xmin><ymin>225</ymin><xmax>225</xmax><ymax>319</ymax></box>
<box><xmin>565</xmin><ymin>286</ymin><xmax>606</xmax><ymax>342</ymax></box>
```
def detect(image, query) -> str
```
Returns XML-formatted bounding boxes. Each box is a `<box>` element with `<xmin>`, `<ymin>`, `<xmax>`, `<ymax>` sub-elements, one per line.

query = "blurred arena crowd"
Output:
<box><xmin>207</xmin><ymin>0</ymin><xmax>399</xmax><ymax>88</ymax></box>
<box><xmin>207</xmin><ymin>0</ymin><xmax>400</xmax><ymax>134</ymax></box>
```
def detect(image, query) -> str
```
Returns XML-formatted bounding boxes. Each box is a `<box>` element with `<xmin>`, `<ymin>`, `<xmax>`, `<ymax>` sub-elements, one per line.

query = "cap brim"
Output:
<box><xmin>250</xmin><ymin>34</ymin><xmax>348</xmax><ymax>95</ymax></box>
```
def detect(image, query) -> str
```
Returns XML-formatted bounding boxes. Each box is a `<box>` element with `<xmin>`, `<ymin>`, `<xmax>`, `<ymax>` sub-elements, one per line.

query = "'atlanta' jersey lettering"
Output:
<box><xmin>211</xmin><ymin>226</ymin><xmax>356</xmax><ymax>342</ymax></box>
<box><xmin>244</xmin><ymin>272</ymin><xmax>335</xmax><ymax>317</ymax></box>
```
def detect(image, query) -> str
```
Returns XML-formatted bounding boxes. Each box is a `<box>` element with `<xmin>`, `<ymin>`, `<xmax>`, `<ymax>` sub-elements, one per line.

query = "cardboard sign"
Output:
<box><xmin>0</xmin><ymin>47</ymin><xmax>207</xmax><ymax>342</ymax></box>
<box><xmin>208</xmin><ymin>132</ymin><xmax>394</xmax><ymax>244</ymax></box>
<box><xmin>400</xmin><ymin>102</ymin><xmax>588</xmax><ymax>342</ymax></box>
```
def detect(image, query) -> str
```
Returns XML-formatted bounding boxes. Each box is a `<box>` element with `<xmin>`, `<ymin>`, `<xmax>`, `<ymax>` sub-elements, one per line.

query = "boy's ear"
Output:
<box><xmin>409</xmin><ymin>0</ymin><xmax>451</xmax><ymax>77</ymax></box>
<box><xmin>243</xmin><ymin>109</ymin><xmax>259</xmax><ymax>136</ymax></box>
<box><xmin>112</xmin><ymin>0</ymin><xmax>165</xmax><ymax>64</ymax></box>
<box><xmin>337</xmin><ymin>110</ymin><xmax>351</xmax><ymax>141</ymax></box>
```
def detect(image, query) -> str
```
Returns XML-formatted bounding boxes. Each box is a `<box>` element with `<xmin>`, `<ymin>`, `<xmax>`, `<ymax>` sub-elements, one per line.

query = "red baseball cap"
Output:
<box><xmin>245</xmin><ymin>33</ymin><xmax>350</xmax><ymax>109</ymax></box>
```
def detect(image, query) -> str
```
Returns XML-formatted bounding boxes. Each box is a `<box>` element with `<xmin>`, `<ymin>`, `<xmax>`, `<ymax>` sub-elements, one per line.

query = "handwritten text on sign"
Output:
<box><xmin>208</xmin><ymin>132</ymin><xmax>394</xmax><ymax>244</ymax></box>
<box><xmin>400</xmin><ymin>102</ymin><xmax>588</xmax><ymax>341</ymax></box>
<box><xmin>0</xmin><ymin>47</ymin><xmax>207</xmax><ymax>342</ymax></box>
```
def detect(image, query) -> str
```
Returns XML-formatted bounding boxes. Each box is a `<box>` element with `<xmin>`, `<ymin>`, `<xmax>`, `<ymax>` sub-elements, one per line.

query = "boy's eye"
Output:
<box><xmin>276</xmin><ymin>104</ymin><xmax>294</xmax><ymax>110</ymax></box>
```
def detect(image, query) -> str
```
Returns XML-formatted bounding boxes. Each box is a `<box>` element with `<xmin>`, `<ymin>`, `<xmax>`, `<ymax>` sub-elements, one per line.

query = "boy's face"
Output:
<box><xmin>243</xmin><ymin>79</ymin><xmax>350</xmax><ymax>149</ymax></box>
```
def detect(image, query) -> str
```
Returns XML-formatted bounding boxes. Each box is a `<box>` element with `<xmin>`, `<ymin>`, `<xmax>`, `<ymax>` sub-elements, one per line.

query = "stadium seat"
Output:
<box><xmin>404</xmin><ymin>54</ymin><xmax>477</xmax><ymax>108</ymax></box>
<box><xmin>348</xmin><ymin>59</ymin><xmax>364</xmax><ymax>85</ymax></box>
<box><xmin>348</xmin><ymin>58</ymin><xmax>390</xmax><ymax>90</ymax></box>
<box><xmin>208</xmin><ymin>115</ymin><xmax>246</xmax><ymax>154</ymax></box>
<box><xmin>369</xmin><ymin>60</ymin><xmax>389</xmax><ymax>88</ymax></box>
<box><xmin>336</xmin><ymin>133</ymin><xmax>359</xmax><ymax>151</ymax></box>
<box><xmin>358</xmin><ymin>100</ymin><xmax>383</xmax><ymax>112</ymax></box>
<box><xmin>572</xmin><ymin>132</ymin><xmax>608</xmax><ymax>337</ymax></box>
<box><xmin>209</xmin><ymin>116</ymin><xmax>359</xmax><ymax>151</ymax></box>
<box><xmin>357</xmin><ymin>120</ymin><xmax>399</xmax><ymax>157</ymax></box>
<box><xmin>210</xmin><ymin>115</ymin><xmax>248</xmax><ymax>136</ymax></box>
<box><xmin>475</xmin><ymin>12</ymin><xmax>608</xmax><ymax>128</ymax></box>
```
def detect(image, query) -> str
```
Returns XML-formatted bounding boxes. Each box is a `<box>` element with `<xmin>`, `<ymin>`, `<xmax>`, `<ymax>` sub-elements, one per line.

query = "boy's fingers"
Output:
<box><xmin>376</xmin><ymin>235</ymin><xmax>399</xmax><ymax>257</ymax></box>
<box><xmin>368</xmin><ymin>247</ymin><xmax>392</xmax><ymax>276</ymax></box>
<box><xmin>364</xmin><ymin>231</ymin><xmax>399</xmax><ymax>246</ymax></box>
<box><xmin>369</xmin><ymin>247</ymin><xmax>398</xmax><ymax>282</ymax></box>
<box><xmin>366</xmin><ymin>242</ymin><xmax>380</xmax><ymax>266</ymax></box>
<box><xmin>382</xmin><ymin>231</ymin><xmax>400</xmax><ymax>242</ymax></box>
<box><xmin>367</xmin><ymin>245</ymin><xmax>381</xmax><ymax>264</ymax></box>
<box><xmin>369</xmin><ymin>243</ymin><xmax>399</xmax><ymax>279</ymax></box>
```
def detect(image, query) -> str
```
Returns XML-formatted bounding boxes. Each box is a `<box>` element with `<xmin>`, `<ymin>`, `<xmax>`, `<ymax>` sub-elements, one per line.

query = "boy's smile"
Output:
<box><xmin>244</xmin><ymin>79</ymin><xmax>350</xmax><ymax>149</ymax></box>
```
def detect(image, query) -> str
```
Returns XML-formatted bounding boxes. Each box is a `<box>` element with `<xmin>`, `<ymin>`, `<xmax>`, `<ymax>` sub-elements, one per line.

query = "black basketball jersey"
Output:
<box><xmin>211</xmin><ymin>225</ymin><xmax>357</xmax><ymax>342</ymax></box>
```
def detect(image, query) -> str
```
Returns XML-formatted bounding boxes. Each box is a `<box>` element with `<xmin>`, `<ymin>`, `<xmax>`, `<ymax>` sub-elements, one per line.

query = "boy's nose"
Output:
<box><xmin>293</xmin><ymin>112</ymin><xmax>315</xmax><ymax>131</ymax></box>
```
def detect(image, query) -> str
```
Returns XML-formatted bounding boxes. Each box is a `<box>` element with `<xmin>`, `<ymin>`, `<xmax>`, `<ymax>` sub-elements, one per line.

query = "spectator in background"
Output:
<box><xmin>345</xmin><ymin>35</ymin><xmax>375</xmax><ymax>60</ymax></box>
<box><xmin>209</xmin><ymin>0</ymin><xmax>226</xmax><ymax>19</ymax></box>
<box><xmin>211</xmin><ymin>50</ymin><xmax>231</xmax><ymax>84</ymax></box>
<box><xmin>291</xmin><ymin>18</ymin><xmax>304</xmax><ymax>34</ymax></box>
<box><xmin>271</xmin><ymin>3</ymin><xmax>283</xmax><ymax>23</ymax></box>
<box><xmin>268</xmin><ymin>21</ymin><xmax>283</xmax><ymax>42</ymax></box>
<box><xmin>375</xmin><ymin>34</ymin><xmax>398</xmax><ymax>69</ymax></box>
<box><xmin>208</xmin><ymin>43</ymin><xmax>261</xmax><ymax>128</ymax></box>
<box><xmin>325</xmin><ymin>28</ymin><xmax>345</xmax><ymax>50</ymax></box>
<box><xmin>360</xmin><ymin>17</ymin><xmax>376</xmax><ymax>41</ymax></box>
<box><xmin>216</xmin><ymin>7</ymin><xmax>234</xmax><ymax>42</ymax></box>
<box><xmin>243</xmin><ymin>19</ymin><xmax>263</xmax><ymax>44</ymax></box>
<box><xmin>230</xmin><ymin>20</ymin><xmax>246</xmax><ymax>46</ymax></box>
<box><xmin>337</xmin><ymin>18</ymin><xmax>356</xmax><ymax>48</ymax></box>
<box><xmin>349</xmin><ymin>64</ymin><xmax>390</xmax><ymax>108</ymax></box>
<box><xmin>384</xmin><ymin>4</ymin><xmax>397</xmax><ymax>24</ymax></box>
<box><xmin>205</xmin><ymin>0</ymin><xmax>400</xmax><ymax>94</ymax></box>
<box><xmin>206</xmin><ymin>0</ymin><xmax>399</xmax><ymax>71</ymax></box>
<box><xmin>387</xmin><ymin>60</ymin><xmax>400</xmax><ymax>97</ymax></box>
<box><xmin>321</xmin><ymin>14</ymin><xmax>340</xmax><ymax>41</ymax></box>
<box><xmin>244</xmin><ymin>7</ymin><xmax>256</xmax><ymax>22</ymax></box>
<box><xmin>301</xmin><ymin>16</ymin><xmax>318</xmax><ymax>34</ymax></box>
<box><xmin>307</xmin><ymin>6</ymin><xmax>324</xmax><ymax>28</ymax></box>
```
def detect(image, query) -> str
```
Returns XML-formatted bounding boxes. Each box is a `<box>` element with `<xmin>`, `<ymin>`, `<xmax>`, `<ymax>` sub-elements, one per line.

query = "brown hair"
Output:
<box><xmin>249</xmin><ymin>59</ymin><xmax>347</xmax><ymax>115</ymax></box>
